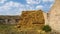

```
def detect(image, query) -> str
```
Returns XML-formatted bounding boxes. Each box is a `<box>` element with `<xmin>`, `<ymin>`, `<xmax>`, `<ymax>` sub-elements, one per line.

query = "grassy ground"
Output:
<box><xmin>0</xmin><ymin>24</ymin><xmax>48</xmax><ymax>34</ymax></box>
<box><xmin>0</xmin><ymin>24</ymin><xmax>17</xmax><ymax>34</ymax></box>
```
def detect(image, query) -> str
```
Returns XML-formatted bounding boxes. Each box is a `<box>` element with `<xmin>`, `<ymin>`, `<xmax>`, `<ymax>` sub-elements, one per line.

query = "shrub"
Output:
<box><xmin>42</xmin><ymin>25</ymin><xmax>51</xmax><ymax>32</ymax></box>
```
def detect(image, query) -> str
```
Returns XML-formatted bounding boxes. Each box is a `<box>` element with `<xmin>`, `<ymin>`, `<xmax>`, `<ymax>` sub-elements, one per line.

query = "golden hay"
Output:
<box><xmin>17</xmin><ymin>10</ymin><xmax>45</xmax><ymax>29</ymax></box>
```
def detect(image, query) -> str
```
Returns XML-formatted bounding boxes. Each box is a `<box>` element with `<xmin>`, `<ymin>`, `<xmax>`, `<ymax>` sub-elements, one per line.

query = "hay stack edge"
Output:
<box><xmin>16</xmin><ymin>10</ymin><xmax>47</xmax><ymax>30</ymax></box>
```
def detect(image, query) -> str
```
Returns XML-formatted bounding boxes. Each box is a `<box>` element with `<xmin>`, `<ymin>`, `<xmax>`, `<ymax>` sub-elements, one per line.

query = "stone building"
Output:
<box><xmin>48</xmin><ymin>0</ymin><xmax>60</xmax><ymax>32</ymax></box>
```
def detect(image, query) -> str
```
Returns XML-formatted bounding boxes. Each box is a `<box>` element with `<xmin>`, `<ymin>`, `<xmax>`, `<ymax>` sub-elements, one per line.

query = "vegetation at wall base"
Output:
<box><xmin>42</xmin><ymin>25</ymin><xmax>52</xmax><ymax>32</ymax></box>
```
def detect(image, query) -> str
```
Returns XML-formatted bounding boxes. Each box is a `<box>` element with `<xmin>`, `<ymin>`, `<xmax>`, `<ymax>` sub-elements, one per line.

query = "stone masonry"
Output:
<box><xmin>48</xmin><ymin>0</ymin><xmax>60</xmax><ymax>32</ymax></box>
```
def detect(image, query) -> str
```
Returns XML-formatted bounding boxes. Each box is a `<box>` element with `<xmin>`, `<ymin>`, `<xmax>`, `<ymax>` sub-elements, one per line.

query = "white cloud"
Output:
<box><xmin>0</xmin><ymin>1</ymin><xmax>34</xmax><ymax>15</ymax></box>
<box><xmin>42</xmin><ymin>0</ymin><xmax>54</xmax><ymax>2</ymax></box>
<box><xmin>26</xmin><ymin>0</ymin><xmax>41</xmax><ymax>4</ymax></box>
<box><xmin>36</xmin><ymin>5</ymin><xmax>43</xmax><ymax>10</ymax></box>
<box><xmin>49</xmin><ymin>4</ymin><xmax>54</xmax><ymax>8</ymax></box>
<box><xmin>0</xmin><ymin>1</ymin><xmax>23</xmax><ymax>15</ymax></box>
<box><xmin>0</xmin><ymin>0</ymin><xmax>53</xmax><ymax>15</ymax></box>
<box><xmin>0</xmin><ymin>0</ymin><xmax>7</xmax><ymax>4</ymax></box>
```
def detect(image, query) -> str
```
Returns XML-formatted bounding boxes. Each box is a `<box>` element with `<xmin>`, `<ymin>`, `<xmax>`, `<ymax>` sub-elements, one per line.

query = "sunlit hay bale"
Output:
<box><xmin>17</xmin><ymin>10</ymin><xmax>45</xmax><ymax>30</ymax></box>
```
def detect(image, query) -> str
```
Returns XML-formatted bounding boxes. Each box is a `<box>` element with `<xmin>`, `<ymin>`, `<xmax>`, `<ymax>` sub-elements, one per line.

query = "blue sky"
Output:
<box><xmin>0</xmin><ymin>0</ymin><xmax>54</xmax><ymax>15</ymax></box>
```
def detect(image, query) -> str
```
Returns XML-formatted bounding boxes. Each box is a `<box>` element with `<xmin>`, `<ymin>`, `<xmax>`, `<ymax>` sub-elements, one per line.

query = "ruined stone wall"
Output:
<box><xmin>48</xmin><ymin>0</ymin><xmax>60</xmax><ymax>32</ymax></box>
<box><xmin>43</xmin><ymin>12</ymin><xmax>48</xmax><ymax>25</ymax></box>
